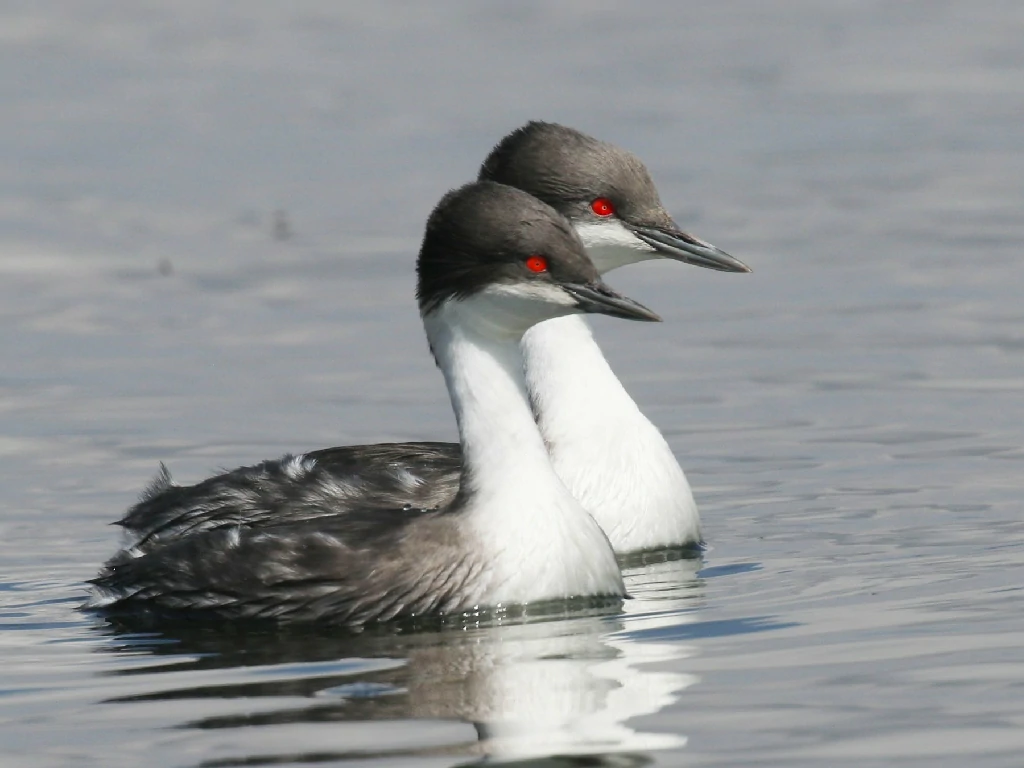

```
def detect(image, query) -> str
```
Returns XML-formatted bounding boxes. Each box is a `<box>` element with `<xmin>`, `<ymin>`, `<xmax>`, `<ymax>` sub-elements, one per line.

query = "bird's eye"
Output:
<box><xmin>525</xmin><ymin>255</ymin><xmax>548</xmax><ymax>273</ymax></box>
<box><xmin>590</xmin><ymin>198</ymin><xmax>615</xmax><ymax>217</ymax></box>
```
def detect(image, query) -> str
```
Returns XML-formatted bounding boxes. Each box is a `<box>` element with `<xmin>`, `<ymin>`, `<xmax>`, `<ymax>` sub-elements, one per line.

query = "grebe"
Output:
<box><xmin>119</xmin><ymin>122</ymin><xmax>750</xmax><ymax>556</ymax></box>
<box><xmin>91</xmin><ymin>181</ymin><xmax>660</xmax><ymax>625</ymax></box>
<box><xmin>483</xmin><ymin>122</ymin><xmax>749</xmax><ymax>551</ymax></box>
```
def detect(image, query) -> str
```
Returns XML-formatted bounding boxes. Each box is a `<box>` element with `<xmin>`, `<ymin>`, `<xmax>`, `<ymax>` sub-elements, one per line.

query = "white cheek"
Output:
<box><xmin>573</xmin><ymin>221</ymin><xmax>658</xmax><ymax>274</ymax></box>
<box><xmin>440</xmin><ymin>283</ymin><xmax>578</xmax><ymax>338</ymax></box>
<box><xmin>479</xmin><ymin>282</ymin><xmax>577</xmax><ymax>311</ymax></box>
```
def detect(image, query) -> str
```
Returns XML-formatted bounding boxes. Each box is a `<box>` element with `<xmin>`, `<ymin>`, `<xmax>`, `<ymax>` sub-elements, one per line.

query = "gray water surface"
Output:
<box><xmin>2</xmin><ymin>2</ymin><xmax>1023</xmax><ymax>766</ymax></box>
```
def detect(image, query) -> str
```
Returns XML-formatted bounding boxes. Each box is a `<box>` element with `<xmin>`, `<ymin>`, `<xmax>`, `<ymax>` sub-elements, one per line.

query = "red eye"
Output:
<box><xmin>525</xmin><ymin>255</ymin><xmax>548</xmax><ymax>273</ymax></box>
<box><xmin>591</xmin><ymin>197</ymin><xmax>615</xmax><ymax>217</ymax></box>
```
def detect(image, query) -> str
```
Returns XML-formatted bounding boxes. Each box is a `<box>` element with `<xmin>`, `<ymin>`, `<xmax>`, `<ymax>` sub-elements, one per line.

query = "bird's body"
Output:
<box><xmin>91</xmin><ymin>181</ymin><xmax>664</xmax><ymax>626</ymax></box>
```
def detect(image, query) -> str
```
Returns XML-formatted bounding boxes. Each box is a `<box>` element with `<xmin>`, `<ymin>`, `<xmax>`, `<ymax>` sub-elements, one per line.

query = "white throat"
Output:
<box><xmin>573</xmin><ymin>220</ymin><xmax>659</xmax><ymax>273</ymax></box>
<box><xmin>424</xmin><ymin>294</ymin><xmax>624</xmax><ymax>605</ymax></box>
<box><xmin>520</xmin><ymin>226</ymin><xmax>701</xmax><ymax>552</ymax></box>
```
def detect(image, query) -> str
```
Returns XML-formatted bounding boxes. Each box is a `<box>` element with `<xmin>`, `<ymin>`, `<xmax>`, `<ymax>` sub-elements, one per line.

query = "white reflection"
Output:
<box><xmin>100</xmin><ymin>554</ymin><xmax>704</xmax><ymax>766</ymax></box>
<box><xmin>400</xmin><ymin>554</ymin><xmax>703</xmax><ymax>761</ymax></box>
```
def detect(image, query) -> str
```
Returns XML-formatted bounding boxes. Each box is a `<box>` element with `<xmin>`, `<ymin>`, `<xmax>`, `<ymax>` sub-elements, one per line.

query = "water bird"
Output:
<box><xmin>91</xmin><ymin>181</ymin><xmax>661</xmax><ymax>625</ymax></box>
<box><xmin>484</xmin><ymin>122</ymin><xmax>750</xmax><ymax>551</ymax></box>
<box><xmin>119</xmin><ymin>122</ymin><xmax>750</xmax><ymax>557</ymax></box>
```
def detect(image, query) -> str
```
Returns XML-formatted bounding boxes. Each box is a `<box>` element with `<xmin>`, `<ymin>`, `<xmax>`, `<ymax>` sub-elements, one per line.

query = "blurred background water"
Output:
<box><xmin>2</xmin><ymin>2</ymin><xmax>1023</xmax><ymax>766</ymax></box>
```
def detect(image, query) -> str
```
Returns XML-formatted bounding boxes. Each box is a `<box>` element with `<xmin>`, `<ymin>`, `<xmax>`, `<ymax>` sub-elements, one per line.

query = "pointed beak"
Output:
<box><xmin>630</xmin><ymin>223</ymin><xmax>751</xmax><ymax>273</ymax></box>
<box><xmin>560</xmin><ymin>281</ymin><xmax>661</xmax><ymax>322</ymax></box>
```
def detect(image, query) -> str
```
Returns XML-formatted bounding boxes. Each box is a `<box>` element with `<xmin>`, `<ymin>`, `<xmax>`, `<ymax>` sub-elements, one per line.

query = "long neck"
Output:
<box><xmin>524</xmin><ymin>315</ymin><xmax>645</xmax><ymax>440</ymax></box>
<box><xmin>522</xmin><ymin>314</ymin><xmax>700</xmax><ymax>551</ymax></box>
<box><xmin>425</xmin><ymin>304</ymin><xmax>566</xmax><ymax>505</ymax></box>
<box><xmin>423</xmin><ymin>299</ymin><xmax>624</xmax><ymax>603</ymax></box>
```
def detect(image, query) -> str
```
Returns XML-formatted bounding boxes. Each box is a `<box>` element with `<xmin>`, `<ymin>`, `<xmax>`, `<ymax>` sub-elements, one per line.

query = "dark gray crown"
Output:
<box><xmin>478</xmin><ymin>121</ymin><xmax>673</xmax><ymax>229</ymax></box>
<box><xmin>416</xmin><ymin>181</ymin><xmax>601</xmax><ymax>315</ymax></box>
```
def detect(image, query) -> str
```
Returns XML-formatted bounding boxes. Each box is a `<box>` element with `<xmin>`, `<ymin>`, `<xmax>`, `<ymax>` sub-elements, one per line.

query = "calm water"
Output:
<box><xmin>2</xmin><ymin>2</ymin><xmax>1023</xmax><ymax>766</ymax></box>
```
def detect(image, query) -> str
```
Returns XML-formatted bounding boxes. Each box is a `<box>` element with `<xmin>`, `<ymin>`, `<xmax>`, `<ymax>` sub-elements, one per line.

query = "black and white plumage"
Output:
<box><xmin>91</xmin><ymin>181</ymin><xmax>661</xmax><ymax>626</ymax></box>
<box><xmin>481</xmin><ymin>122</ymin><xmax>749</xmax><ymax>551</ymax></box>
<box><xmin>480</xmin><ymin>122</ymin><xmax>750</xmax><ymax>275</ymax></box>
<box><xmin>116</xmin><ymin>122</ymin><xmax>750</xmax><ymax>558</ymax></box>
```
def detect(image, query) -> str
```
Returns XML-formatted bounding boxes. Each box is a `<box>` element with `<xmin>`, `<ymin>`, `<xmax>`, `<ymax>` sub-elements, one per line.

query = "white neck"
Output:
<box><xmin>522</xmin><ymin>314</ymin><xmax>700</xmax><ymax>553</ymax></box>
<box><xmin>424</xmin><ymin>295</ymin><xmax>624</xmax><ymax>606</ymax></box>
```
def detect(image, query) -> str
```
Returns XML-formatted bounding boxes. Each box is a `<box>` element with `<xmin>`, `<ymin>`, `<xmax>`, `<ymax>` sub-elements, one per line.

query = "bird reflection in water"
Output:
<box><xmin>94</xmin><ymin>551</ymin><xmax>704</xmax><ymax>766</ymax></box>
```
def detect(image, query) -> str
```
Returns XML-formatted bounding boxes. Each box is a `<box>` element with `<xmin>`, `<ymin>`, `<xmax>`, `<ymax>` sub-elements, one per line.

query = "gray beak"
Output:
<box><xmin>561</xmin><ymin>282</ymin><xmax>661</xmax><ymax>322</ymax></box>
<box><xmin>630</xmin><ymin>224</ymin><xmax>751</xmax><ymax>273</ymax></box>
